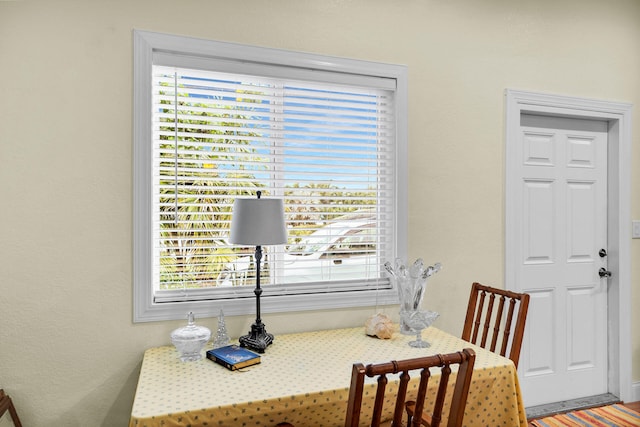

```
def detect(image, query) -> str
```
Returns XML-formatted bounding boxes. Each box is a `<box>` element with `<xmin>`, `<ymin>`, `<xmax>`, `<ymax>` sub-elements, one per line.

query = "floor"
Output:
<box><xmin>625</xmin><ymin>401</ymin><xmax>640</xmax><ymax>412</ymax></box>
<box><xmin>527</xmin><ymin>394</ymin><xmax>640</xmax><ymax>426</ymax></box>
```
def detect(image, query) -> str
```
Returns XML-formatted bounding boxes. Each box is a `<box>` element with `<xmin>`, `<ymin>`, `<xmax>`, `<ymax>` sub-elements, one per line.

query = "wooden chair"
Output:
<box><xmin>461</xmin><ymin>282</ymin><xmax>530</xmax><ymax>368</ymax></box>
<box><xmin>346</xmin><ymin>348</ymin><xmax>476</xmax><ymax>427</ymax></box>
<box><xmin>0</xmin><ymin>389</ymin><xmax>23</xmax><ymax>427</ymax></box>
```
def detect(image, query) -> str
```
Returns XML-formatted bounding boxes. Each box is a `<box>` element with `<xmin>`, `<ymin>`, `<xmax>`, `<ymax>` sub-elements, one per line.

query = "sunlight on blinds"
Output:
<box><xmin>152</xmin><ymin>65</ymin><xmax>396</xmax><ymax>301</ymax></box>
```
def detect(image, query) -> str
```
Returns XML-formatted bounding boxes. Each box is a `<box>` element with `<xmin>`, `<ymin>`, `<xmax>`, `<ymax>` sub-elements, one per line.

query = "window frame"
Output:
<box><xmin>133</xmin><ymin>30</ymin><xmax>408</xmax><ymax>322</ymax></box>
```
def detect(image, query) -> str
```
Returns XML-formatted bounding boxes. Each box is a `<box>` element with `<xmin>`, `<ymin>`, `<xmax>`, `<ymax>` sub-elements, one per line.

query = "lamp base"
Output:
<box><xmin>239</xmin><ymin>322</ymin><xmax>274</xmax><ymax>353</ymax></box>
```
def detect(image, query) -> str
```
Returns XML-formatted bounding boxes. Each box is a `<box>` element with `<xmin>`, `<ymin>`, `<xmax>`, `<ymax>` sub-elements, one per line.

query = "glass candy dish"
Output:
<box><xmin>171</xmin><ymin>312</ymin><xmax>212</xmax><ymax>361</ymax></box>
<box><xmin>401</xmin><ymin>309</ymin><xmax>440</xmax><ymax>348</ymax></box>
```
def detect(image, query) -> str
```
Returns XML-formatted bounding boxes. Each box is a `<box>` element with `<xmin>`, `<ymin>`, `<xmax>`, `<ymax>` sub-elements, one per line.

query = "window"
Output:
<box><xmin>134</xmin><ymin>30</ymin><xmax>407</xmax><ymax>322</ymax></box>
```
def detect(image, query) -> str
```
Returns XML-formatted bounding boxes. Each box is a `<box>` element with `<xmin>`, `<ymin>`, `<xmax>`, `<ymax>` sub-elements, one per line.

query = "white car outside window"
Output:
<box><xmin>217</xmin><ymin>219</ymin><xmax>378</xmax><ymax>286</ymax></box>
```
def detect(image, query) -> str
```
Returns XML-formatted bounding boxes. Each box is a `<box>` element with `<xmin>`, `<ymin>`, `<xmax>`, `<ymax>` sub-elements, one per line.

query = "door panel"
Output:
<box><xmin>567</xmin><ymin>181</ymin><xmax>596</xmax><ymax>260</ymax></box>
<box><xmin>516</xmin><ymin>114</ymin><xmax>608</xmax><ymax>406</ymax></box>
<box><xmin>523</xmin><ymin>180</ymin><xmax>554</xmax><ymax>263</ymax></box>
<box><xmin>524</xmin><ymin>290</ymin><xmax>555</xmax><ymax>376</ymax></box>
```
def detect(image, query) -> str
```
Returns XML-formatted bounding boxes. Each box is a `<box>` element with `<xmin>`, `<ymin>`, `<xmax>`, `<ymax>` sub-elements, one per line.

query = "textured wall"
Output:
<box><xmin>1</xmin><ymin>0</ymin><xmax>639</xmax><ymax>425</ymax></box>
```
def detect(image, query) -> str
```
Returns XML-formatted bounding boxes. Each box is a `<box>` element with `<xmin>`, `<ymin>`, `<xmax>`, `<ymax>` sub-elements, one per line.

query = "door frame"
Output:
<box><xmin>505</xmin><ymin>89</ymin><xmax>632</xmax><ymax>403</ymax></box>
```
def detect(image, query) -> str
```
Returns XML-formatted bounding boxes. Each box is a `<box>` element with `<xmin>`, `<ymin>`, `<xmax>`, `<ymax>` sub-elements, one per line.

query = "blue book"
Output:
<box><xmin>206</xmin><ymin>345</ymin><xmax>261</xmax><ymax>370</ymax></box>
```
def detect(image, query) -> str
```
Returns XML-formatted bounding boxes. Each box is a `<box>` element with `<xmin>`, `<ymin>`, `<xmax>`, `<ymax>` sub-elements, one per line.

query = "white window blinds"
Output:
<box><xmin>152</xmin><ymin>64</ymin><xmax>397</xmax><ymax>301</ymax></box>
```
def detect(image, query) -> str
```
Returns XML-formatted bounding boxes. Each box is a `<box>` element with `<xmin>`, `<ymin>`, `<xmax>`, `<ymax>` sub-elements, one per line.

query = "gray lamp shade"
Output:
<box><xmin>229</xmin><ymin>197</ymin><xmax>287</xmax><ymax>245</ymax></box>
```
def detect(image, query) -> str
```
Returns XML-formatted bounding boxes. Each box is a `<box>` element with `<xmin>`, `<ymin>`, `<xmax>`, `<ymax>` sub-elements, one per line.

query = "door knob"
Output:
<box><xmin>599</xmin><ymin>268</ymin><xmax>612</xmax><ymax>278</ymax></box>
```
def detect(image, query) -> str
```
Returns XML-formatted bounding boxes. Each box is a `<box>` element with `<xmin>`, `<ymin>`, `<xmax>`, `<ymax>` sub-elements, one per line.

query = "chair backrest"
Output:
<box><xmin>461</xmin><ymin>282</ymin><xmax>530</xmax><ymax>368</ymax></box>
<box><xmin>344</xmin><ymin>348</ymin><xmax>476</xmax><ymax>427</ymax></box>
<box><xmin>0</xmin><ymin>389</ymin><xmax>23</xmax><ymax>427</ymax></box>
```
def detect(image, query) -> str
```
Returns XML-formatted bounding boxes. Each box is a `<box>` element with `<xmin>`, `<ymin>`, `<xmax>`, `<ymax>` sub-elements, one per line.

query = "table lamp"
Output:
<box><xmin>229</xmin><ymin>191</ymin><xmax>287</xmax><ymax>353</ymax></box>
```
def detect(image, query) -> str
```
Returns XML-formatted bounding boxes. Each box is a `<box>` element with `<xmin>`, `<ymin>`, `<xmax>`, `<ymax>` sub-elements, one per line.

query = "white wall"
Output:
<box><xmin>1</xmin><ymin>0</ymin><xmax>639</xmax><ymax>425</ymax></box>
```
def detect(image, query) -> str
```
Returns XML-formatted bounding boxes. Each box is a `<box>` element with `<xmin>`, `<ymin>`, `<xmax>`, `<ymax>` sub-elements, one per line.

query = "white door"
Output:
<box><xmin>514</xmin><ymin>114</ymin><xmax>609</xmax><ymax>406</ymax></box>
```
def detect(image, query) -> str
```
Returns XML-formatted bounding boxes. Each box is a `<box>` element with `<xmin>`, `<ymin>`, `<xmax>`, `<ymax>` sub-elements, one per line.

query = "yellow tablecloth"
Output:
<box><xmin>129</xmin><ymin>326</ymin><xmax>527</xmax><ymax>427</ymax></box>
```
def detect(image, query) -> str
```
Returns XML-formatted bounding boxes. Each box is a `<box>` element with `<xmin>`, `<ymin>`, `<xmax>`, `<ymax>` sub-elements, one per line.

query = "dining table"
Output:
<box><xmin>129</xmin><ymin>324</ymin><xmax>528</xmax><ymax>426</ymax></box>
